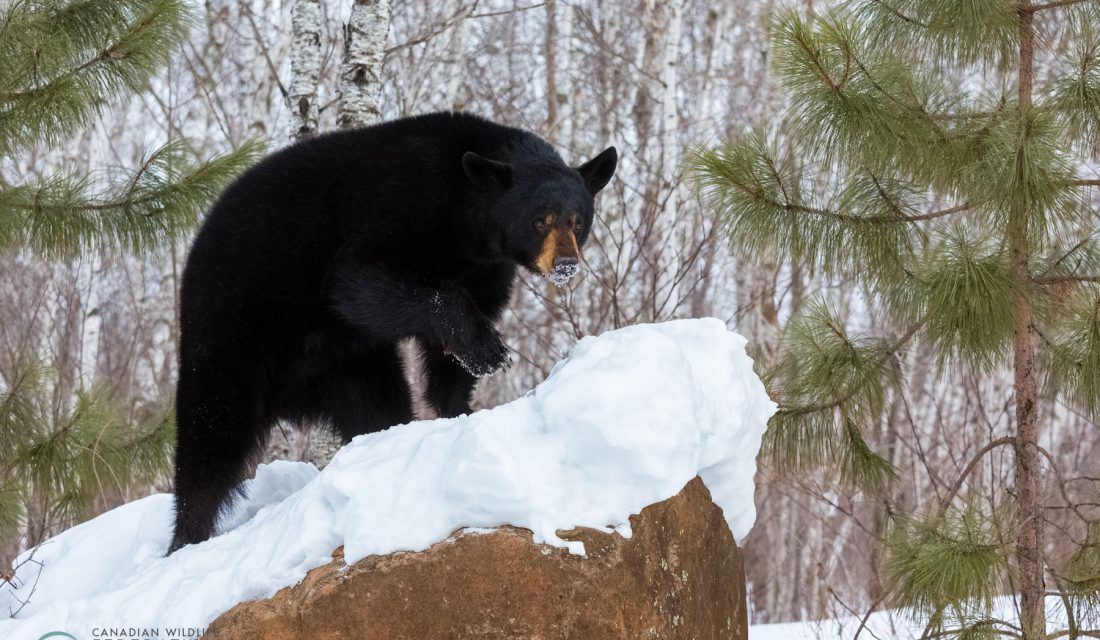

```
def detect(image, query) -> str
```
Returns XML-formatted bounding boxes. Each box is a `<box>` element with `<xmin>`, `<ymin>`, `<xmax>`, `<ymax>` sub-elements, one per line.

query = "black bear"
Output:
<box><xmin>168</xmin><ymin>112</ymin><xmax>617</xmax><ymax>553</ymax></box>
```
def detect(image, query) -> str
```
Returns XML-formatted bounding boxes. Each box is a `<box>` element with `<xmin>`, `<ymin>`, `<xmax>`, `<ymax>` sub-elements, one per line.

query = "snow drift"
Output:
<box><xmin>1</xmin><ymin>318</ymin><xmax>776</xmax><ymax>636</ymax></box>
<box><xmin>749</xmin><ymin>596</ymin><xmax>1076</xmax><ymax>639</ymax></box>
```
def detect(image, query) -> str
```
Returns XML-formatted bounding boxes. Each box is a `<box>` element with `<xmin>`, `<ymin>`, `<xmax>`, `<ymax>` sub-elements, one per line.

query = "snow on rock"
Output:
<box><xmin>1</xmin><ymin>318</ymin><xmax>776</xmax><ymax>635</ymax></box>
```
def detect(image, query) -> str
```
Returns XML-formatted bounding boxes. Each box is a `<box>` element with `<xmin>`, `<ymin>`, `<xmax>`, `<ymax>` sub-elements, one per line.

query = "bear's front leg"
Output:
<box><xmin>428</xmin><ymin>288</ymin><xmax>510</xmax><ymax>376</ymax></box>
<box><xmin>329</xmin><ymin>266</ymin><xmax>510</xmax><ymax>375</ymax></box>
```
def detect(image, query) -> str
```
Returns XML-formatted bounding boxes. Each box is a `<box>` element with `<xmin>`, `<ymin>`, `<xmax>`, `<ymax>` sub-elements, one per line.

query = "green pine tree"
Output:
<box><xmin>693</xmin><ymin>2</ymin><xmax>1100</xmax><ymax>638</ymax></box>
<box><xmin>0</xmin><ymin>1</ymin><xmax>258</xmax><ymax>554</ymax></box>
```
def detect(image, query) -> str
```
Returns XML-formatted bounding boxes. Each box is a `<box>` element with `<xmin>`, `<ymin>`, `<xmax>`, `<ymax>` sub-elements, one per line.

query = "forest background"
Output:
<box><xmin>2</xmin><ymin>0</ymin><xmax>1099</xmax><ymax>631</ymax></box>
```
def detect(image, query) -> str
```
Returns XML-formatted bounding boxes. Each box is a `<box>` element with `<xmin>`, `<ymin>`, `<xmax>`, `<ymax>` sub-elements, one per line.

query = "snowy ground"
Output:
<box><xmin>749</xmin><ymin>596</ymin><xmax>1074</xmax><ymax>639</ymax></box>
<box><xmin>1</xmin><ymin>318</ymin><xmax>775</xmax><ymax>637</ymax></box>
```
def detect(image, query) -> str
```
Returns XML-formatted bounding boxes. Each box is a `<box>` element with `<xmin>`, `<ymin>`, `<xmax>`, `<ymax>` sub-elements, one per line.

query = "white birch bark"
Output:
<box><xmin>288</xmin><ymin>0</ymin><xmax>323</xmax><ymax>140</ymax></box>
<box><xmin>338</xmin><ymin>0</ymin><xmax>392</xmax><ymax>128</ymax></box>
<box><xmin>653</xmin><ymin>0</ymin><xmax>685</xmax><ymax>317</ymax></box>
<box><xmin>555</xmin><ymin>0</ymin><xmax>575</xmax><ymax>148</ymax></box>
<box><xmin>78</xmin><ymin>257</ymin><xmax>102</xmax><ymax>390</ymax></box>
<box><xmin>443</xmin><ymin>0</ymin><xmax>472</xmax><ymax>110</ymax></box>
<box><xmin>659</xmin><ymin>0</ymin><xmax>683</xmax><ymax>180</ymax></box>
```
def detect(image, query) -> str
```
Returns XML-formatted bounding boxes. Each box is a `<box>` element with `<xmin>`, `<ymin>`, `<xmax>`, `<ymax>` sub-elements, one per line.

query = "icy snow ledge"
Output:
<box><xmin>2</xmin><ymin>318</ymin><xmax>775</xmax><ymax>632</ymax></box>
<box><xmin>330</xmin><ymin>317</ymin><xmax>775</xmax><ymax>558</ymax></box>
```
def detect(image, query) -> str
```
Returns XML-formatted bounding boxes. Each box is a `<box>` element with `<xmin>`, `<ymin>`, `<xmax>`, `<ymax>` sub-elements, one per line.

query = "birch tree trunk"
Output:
<box><xmin>338</xmin><ymin>0</ymin><xmax>392</xmax><ymax>128</ymax></box>
<box><xmin>442</xmin><ymin>0</ymin><xmax>473</xmax><ymax>111</ymax></box>
<box><xmin>288</xmin><ymin>0</ymin><xmax>322</xmax><ymax>140</ymax></box>
<box><xmin>656</xmin><ymin>0</ymin><xmax>684</xmax><ymax>317</ymax></box>
<box><xmin>544</xmin><ymin>0</ymin><xmax>558</xmax><ymax>131</ymax></box>
<box><xmin>557</xmin><ymin>2</ymin><xmax>575</xmax><ymax>149</ymax></box>
<box><xmin>78</xmin><ymin>257</ymin><xmax>103</xmax><ymax>390</ymax></box>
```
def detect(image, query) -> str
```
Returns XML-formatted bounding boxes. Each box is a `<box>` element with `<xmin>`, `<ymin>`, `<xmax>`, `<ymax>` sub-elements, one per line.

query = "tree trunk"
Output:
<box><xmin>288</xmin><ymin>0</ymin><xmax>322</xmax><ymax>140</ymax></box>
<box><xmin>338</xmin><ymin>0</ymin><xmax>392</xmax><ymax>129</ymax></box>
<box><xmin>1013</xmin><ymin>4</ymin><xmax>1045</xmax><ymax>638</ymax></box>
<box><xmin>544</xmin><ymin>0</ymin><xmax>558</xmax><ymax>131</ymax></box>
<box><xmin>78</xmin><ymin>257</ymin><xmax>102</xmax><ymax>389</ymax></box>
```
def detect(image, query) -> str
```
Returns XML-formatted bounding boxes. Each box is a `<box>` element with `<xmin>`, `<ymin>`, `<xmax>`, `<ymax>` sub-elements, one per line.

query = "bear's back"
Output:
<box><xmin>196</xmin><ymin>112</ymin><xmax>556</xmax><ymax>249</ymax></box>
<box><xmin>180</xmin><ymin>112</ymin><xmax>559</xmax><ymax>333</ymax></box>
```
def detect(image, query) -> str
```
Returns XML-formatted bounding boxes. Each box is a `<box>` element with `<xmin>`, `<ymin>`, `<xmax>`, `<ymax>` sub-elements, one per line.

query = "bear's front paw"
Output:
<box><xmin>447</xmin><ymin>328</ymin><xmax>511</xmax><ymax>377</ymax></box>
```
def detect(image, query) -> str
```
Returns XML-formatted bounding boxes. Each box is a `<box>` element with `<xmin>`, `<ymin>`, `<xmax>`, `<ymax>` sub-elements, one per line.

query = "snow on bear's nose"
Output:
<box><xmin>549</xmin><ymin>257</ymin><xmax>581</xmax><ymax>287</ymax></box>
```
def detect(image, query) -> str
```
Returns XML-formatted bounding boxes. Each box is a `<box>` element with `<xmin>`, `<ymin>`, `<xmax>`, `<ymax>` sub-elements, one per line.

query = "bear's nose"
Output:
<box><xmin>553</xmin><ymin>256</ymin><xmax>578</xmax><ymax>270</ymax></box>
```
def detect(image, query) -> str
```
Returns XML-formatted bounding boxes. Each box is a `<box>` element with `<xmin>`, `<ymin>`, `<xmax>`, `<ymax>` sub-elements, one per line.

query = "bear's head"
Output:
<box><xmin>462</xmin><ymin>146</ymin><xmax>617</xmax><ymax>285</ymax></box>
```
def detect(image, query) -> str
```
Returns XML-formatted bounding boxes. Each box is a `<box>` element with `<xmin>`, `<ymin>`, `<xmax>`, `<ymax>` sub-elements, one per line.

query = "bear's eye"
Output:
<box><xmin>572</xmin><ymin>220</ymin><xmax>584</xmax><ymax>234</ymax></box>
<box><xmin>533</xmin><ymin>219</ymin><xmax>546</xmax><ymax>231</ymax></box>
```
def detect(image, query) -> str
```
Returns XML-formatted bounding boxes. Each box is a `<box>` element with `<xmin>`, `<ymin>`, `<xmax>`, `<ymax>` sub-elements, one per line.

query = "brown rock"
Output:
<box><xmin>204</xmin><ymin>477</ymin><xmax>747</xmax><ymax>640</ymax></box>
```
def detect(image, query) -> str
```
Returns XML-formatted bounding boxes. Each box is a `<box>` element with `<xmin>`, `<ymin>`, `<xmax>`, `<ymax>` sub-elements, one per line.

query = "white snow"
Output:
<box><xmin>1</xmin><ymin>318</ymin><xmax>775</xmax><ymax>636</ymax></box>
<box><xmin>749</xmin><ymin>596</ymin><xmax>1074</xmax><ymax>639</ymax></box>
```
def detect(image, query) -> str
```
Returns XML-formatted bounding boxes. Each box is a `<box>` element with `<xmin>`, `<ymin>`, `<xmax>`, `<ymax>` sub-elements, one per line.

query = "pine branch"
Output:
<box><xmin>847</xmin><ymin>0</ymin><xmax>1018</xmax><ymax>76</ymax></box>
<box><xmin>908</xmin><ymin>230</ymin><xmax>1018</xmax><ymax>371</ymax></box>
<box><xmin>0</xmin><ymin>0</ymin><xmax>193</xmax><ymax>153</ymax></box>
<box><xmin>868</xmin><ymin>175</ymin><xmax>972</xmax><ymax>221</ymax></box>
<box><xmin>1042</xmin><ymin>292</ymin><xmax>1100</xmax><ymax>416</ymax></box>
<box><xmin>908</xmin><ymin>202</ymin><xmax>972</xmax><ymax>221</ymax></box>
<box><xmin>867</xmin><ymin>0</ymin><xmax>928</xmax><ymax>28</ymax></box>
<box><xmin>779</xmin><ymin>319</ymin><xmax>923</xmax><ymax>416</ymax></box>
<box><xmin>715</xmin><ymin>167</ymin><xmax>969</xmax><ymax>225</ymax></box>
<box><xmin>884</xmin><ymin>503</ymin><xmax>1013</xmax><ymax>619</ymax></box>
<box><xmin>0</xmin><ymin>139</ymin><xmax>261</xmax><ymax>257</ymax></box>
<box><xmin>794</xmin><ymin>26</ymin><xmax>841</xmax><ymax>91</ymax></box>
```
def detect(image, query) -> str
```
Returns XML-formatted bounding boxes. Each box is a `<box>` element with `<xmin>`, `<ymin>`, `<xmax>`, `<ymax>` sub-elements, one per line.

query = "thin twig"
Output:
<box><xmin>241</xmin><ymin>5</ymin><xmax>290</xmax><ymax>101</ymax></box>
<box><xmin>1036</xmin><ymin>236</ymin><xmax>1092</xmax><ymax>279</ymax></box>
<box><xmin>1024</xmin><ymin>0</ymin><xmax>1093</xmax><ymax>12</ymax></box>
<box><xmin>4</xmin><ymin>541</ymin><xmax>51</xmax><ymax>618</ymax></box>
<box><xmin>828</xmin><ymin>587</ymin><xmax>887</xmax><ymax>640</ymax></box>
<box><xmin>936</xmin><ymin>436</ymin><xmax>1017</xmax><ymax>518</ymax></box>
<box><xmin>853</xmin><ymin>591</ymin><xmax>893</xmax><ymax>640</ymax></box>
<box><xmin>1034</xmin><ymin>275</ymin><xmax>1100</xmax><ymax>284</ymax></box>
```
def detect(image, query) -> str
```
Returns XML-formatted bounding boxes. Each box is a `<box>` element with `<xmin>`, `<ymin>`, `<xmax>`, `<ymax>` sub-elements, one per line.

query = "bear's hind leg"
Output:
<box><xmin>419</xmin><ymin>341</ymin><xmax>478</xmax><ymax>418</ymax></box>
<box><xmin>169</xmin><ymin>368</ymin><xmax>266</xmax><ymax>554</ymax></box>
<box><xmin>322</xmin><ymin>342</ymin><xmax>414</xmax><ymax>443</ymax></box>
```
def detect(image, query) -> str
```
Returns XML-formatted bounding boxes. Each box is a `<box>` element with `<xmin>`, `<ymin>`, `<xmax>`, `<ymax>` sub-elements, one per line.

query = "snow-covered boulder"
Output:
<box><xmin>1</xmin><ymin>318</ymin><xmax>775</xmax><ymax>639</ymax></box>
<box><xmin>205</xmin><ymin>478</ymin><xmax>748</xmax><ymax>640</ymax></box>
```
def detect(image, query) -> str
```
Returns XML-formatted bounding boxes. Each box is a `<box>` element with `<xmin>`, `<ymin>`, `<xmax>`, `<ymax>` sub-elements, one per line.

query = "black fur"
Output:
<box><xmin>168</xmin><ymin>112</ymin><xmax>617</xmax><ymax>553</ymax></box>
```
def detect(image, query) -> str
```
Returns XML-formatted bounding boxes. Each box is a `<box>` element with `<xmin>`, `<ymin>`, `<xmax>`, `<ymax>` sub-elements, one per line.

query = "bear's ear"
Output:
<box><xmin>462</xmin><ymin>152</ymin><xmax>513</xmax><ymax>192</ymax></box>
<box><xmin>576</xmin><ymin>146</ymin><xmax>618</xmax><ymax>195</ymax></box>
